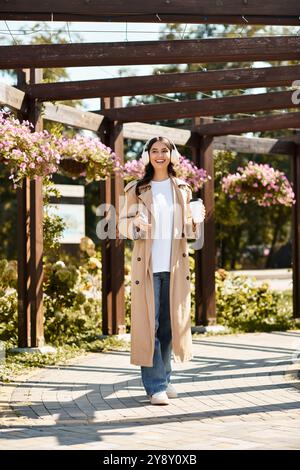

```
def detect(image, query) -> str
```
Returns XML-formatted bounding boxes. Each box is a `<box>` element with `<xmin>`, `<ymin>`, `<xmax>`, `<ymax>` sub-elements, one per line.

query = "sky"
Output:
<box><xmin>1</xmin><ymin>20</ymin><xmax>165</xmax><ymax>110</ymax></box>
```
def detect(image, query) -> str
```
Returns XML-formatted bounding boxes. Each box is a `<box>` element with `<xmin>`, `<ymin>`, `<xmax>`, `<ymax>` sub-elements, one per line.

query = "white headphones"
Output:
<box><xmin>141</xmin><ymin>137</ymin><xmax>181</xmax><ymax>165</ymax></box>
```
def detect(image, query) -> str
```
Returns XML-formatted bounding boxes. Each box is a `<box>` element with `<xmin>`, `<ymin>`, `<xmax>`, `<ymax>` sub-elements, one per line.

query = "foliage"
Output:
<box><xmin>215</xmin><ymin>268</ymin><xmax>295</xmax><ymax>332</ymax></box>
<box><xmin>222</xmin><ymin>161</ymin><xmax>295</xmax><ymax>207</ymax></box>
<box><xmin>43</xmin><ymin>243</ymin><xmax>102</xmax><ymax>346</ymax></box>
<box><xmin>0</xmin><ymin>289</ymin><xmax>18</xmax><ymax>343</ymax></box>
<box><xmin>0</xmin><ymin>260</ymin><xmax>18</xmax><ymax>342</ymax></box>
<box><xmin>42</xmin><ymin>179</ymin><xmax>66</xmax><ymax>257</ymax></box>
<box><xmin>214</xmin><ymin>150</ymin><xmax>292</xmax><ymax>269</ymax></box>
<box><xmin>0</xmin><ymin>235</ymin><xmax>102</xmax><ymax>347</ymax></box>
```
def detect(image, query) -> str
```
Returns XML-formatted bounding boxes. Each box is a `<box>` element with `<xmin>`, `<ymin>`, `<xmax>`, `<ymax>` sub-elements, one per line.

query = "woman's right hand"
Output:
<box><xmin>133</xmin><ymin>213</ymin><xmax>152</xmax><ymax>238</ymax></box>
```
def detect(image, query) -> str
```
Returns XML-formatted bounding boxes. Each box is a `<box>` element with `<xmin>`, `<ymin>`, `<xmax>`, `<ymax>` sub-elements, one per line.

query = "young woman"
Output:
<box><xmin>118</xmin><ymin>136</ymin><xmax>206</xmax><ymax>405</ymax></box>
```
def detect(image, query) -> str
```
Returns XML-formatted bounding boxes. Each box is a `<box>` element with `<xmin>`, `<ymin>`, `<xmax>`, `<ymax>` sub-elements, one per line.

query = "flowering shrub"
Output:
<box><xmin>222</xmin><ymin>161</ymin><xmax>295</xmax><ymax>207</ymax></box>
<box><xmin>58</xmin><ymin>134</ymin><xmax>121</xmax><ymax>183</ymax></box>
<box><xmin>43</xmin><ymin>251</ymin><xmax>102</xmax><ymax>345</ymax></box>
<box><xmin>216</xmin><ymin>268</ymin><xmax>294</xmax><ymax>332</ymax></box>
<box><xmin>0</xmin><ymin>112</ymin><xmax>60</xmax><ymax>187</ymax></box>
<box><xmin>0</xmin><ymin>259</ymin><xmax>18</xmax><ymax>342</ymax></box>
<box><xmin>0</xmin><ymin>243</ymin><xmax>102</xmax><ymax>347</ymax></box>
<box><xmin>120</xmin><ymin>158</ymin><xmax>144</xmax><ymax>181</ymax></box>
<box><xmin>174</xmin><ymin>156</ymin><xmax>211</xmax><ymax>192</ymax></box>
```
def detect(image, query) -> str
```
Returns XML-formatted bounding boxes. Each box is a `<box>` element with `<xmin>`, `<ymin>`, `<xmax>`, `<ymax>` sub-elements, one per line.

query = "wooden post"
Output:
<box><xmin>99</xmin><ymin>97</ymin><xmax>125</xmax><ymax>335</ymax></box>
<box><xmin>17</xmin><ymin>176</ymin><xmax>31</xmax><ymax>347</ymax></box>
<box><xmin>191</xmin><ymin>117</ymin><xmax>216</xmax><ymax>325</ymax></box>
<box><xmin>292</xmin><ymin>143</ymin><xmax>300</xmax><ymax>319</ymax></box>
<box><xmin>17</xmin><ymin>69</ymin><xmax>44</xmax><ymax>347</ymax></box>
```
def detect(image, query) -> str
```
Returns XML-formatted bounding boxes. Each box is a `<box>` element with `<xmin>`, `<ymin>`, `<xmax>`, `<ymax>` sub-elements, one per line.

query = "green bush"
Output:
<box><xmin>0</xmin><ymin>246</ymin><xmax>102</xmax><ymax>347</ymax></box>
<box><xmin>0</xmin><ymin>259</ymin><xmax>18</xmax><ymax>343</ymax></box>
<box><xmin>43</xmin><ymin>254</ymin><xmax>102</xmax><ymax>346</ymax></box>
<box><xmin>216</xmin><ymin>268</ymin><xmax>294</xmax><ymax>332</ymax></box>
<box><xmin>0</xmin><ymin>289</ymin><xmax>18</xmax><ymax>343</ymax></box>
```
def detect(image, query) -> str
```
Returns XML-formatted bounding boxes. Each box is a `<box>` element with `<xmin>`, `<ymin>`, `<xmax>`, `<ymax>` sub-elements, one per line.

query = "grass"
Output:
<box><xmin>0</xmin><ymin>336</ymin><xmax>130</xmax><ymax>383</ymax></box>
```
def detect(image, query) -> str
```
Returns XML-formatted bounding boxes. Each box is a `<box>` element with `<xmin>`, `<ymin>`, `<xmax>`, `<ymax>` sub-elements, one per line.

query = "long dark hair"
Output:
<box><xmin>135</xmin><ymin>136</ymin><xmax>177</xmax><ymax>196</ymax></box>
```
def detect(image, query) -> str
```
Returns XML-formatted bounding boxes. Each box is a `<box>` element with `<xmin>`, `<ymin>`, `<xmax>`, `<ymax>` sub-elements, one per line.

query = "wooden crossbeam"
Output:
<box><xmin>24</xmin><ymin>65</ymin><xmax>300</xmax><ymax>102</ymax></box>
<box><xmin>123</xmin><ymin>122</ymin><xmax>295</xmax><ymax>156</ymax></box>
<box><xmin>100</xmin><ymin>90</ymin><xmax>300</xmax><ymax>122</ymax></box>
<box><xmin>0</xmin><ymin>1</ymin><xmax>299</xmax><ymax>17</ymax></box>
<box><xmin>1</xmin><ymin>36</ymin><xmax>300</xmax><ymax>69</ymax></box>
<box><xmin>0</xmin><ymin>82</ymin><xmax>104</xmax><ymax>131</ymax></box>
<box><xmin>0</xmin><ymin>82</ymin><xmax>27</xmax><ymax>111</ymax></box>
<box><xmin>195</xmin><ymin>112</ymin><xmax>300</xmax><ymax>136</ymax></box>
<box><xmin>43</xmin><ymin>103</ymin><xmax>104</xmax><ymax>131</ymax></box>
<box><xmin>0</xmin><ymin>13</ymin><xmax>300</xmax><ymax>25</ymax></box>
<box><xmin>123</xmin><ymin>122</ymin><xmax>192</xmax><ymax>147</ymax></box>
<box><xmin>0</xmin><ymin>82</ymin><xmax>296</xmax><ymax>154</ymax></box>
<box><xmin>0</xmin><ymin>81</ymin><xmax>295</xmax><ymax>155</ymax></box>
<box><xmin>213</xmin><ymin>135</ymin><xmax>295</xmax><ymax>156</ymax></box>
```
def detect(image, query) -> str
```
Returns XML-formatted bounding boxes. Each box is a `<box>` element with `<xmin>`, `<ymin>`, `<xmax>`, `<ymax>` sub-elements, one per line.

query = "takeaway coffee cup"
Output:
<box><xmin>189</xmin><ymin>198</ymin><xmax>205</xmax><ymax>249</ymax></box>
<box><xmin>190</xmin><ymin>198</ymin><xmax>204</xmax><ymax>223</ymax></box>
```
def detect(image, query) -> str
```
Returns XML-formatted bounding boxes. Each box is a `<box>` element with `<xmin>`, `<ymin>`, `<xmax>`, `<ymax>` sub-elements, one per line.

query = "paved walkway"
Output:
<box><xmin>1</xmin><ymin>331</ymin><xmax>300</xmax><ymax>450</ymax></box>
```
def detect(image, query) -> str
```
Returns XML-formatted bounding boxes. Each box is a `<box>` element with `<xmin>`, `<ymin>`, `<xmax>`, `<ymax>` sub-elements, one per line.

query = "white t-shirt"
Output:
<box><xmin>150</xmin><ymin>177</ymin><xmax>174</xmax><ymax>273</ymax></box>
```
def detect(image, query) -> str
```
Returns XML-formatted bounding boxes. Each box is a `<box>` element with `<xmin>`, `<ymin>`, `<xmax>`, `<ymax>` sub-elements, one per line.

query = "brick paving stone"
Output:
<box><xmin>1</xmin><ymin>331</ymin><xmax>300</xmax><ymax>449</ymax></box>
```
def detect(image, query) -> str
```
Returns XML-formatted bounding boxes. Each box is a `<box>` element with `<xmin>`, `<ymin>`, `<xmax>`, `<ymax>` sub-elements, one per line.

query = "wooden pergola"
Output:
<box><xmin>0</xmin><ymin>1</ymin><xmax>300</xmax><ymax>348</ymax></box>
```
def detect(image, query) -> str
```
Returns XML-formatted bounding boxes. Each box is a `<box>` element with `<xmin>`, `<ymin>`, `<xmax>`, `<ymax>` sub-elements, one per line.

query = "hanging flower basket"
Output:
<box><xmin>57</xmin><ymin>134</ymin><xmax>121</xmax><ymax>183</ymax></box>
<box><xmin>59</xmin><ymin>157</ymin><xmax>87</xmax><ymax>178</ymax></box>
<box><xmin>0</xmin><ymin>155</ymin><xmax>10</xmax><ymax>165</ymax></box>
<box><xmin>0</xmin><ymin>112</ymin><xmax>60</xmax><ymax>187</ymax></box>
<box><xmin>222</xmin><ymin>161</ymin><xmax>295</xmax><ymax>207</ymax></box>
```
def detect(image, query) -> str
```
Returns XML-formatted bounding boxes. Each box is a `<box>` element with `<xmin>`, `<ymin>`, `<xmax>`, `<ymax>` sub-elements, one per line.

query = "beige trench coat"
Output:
<box><xmin>118</xmin><ymin>175</ymin><xmax>199</xmax><ymax>367</ymax></box>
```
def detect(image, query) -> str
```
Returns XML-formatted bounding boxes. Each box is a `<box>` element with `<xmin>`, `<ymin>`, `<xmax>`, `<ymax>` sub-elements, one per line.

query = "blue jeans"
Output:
<box><xmin>141</xmin><ymin>271</ymin><xmax>172</xmax><ymax>396</ymax></box>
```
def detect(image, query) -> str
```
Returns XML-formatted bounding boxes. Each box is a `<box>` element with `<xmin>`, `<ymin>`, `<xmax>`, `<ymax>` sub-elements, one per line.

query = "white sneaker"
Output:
<box><xmin>150</xmin><ymin>391</ymin><xmax>170</xmax><ymax>405</ymax></box>
<box><xmin>166</xmin><ymin>383</ymin><xmax>178</xmax><ymax>398</ymax></box>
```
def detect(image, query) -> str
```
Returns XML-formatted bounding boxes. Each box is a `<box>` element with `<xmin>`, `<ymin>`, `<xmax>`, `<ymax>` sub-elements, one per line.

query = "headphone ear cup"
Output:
<box><xmin>171</xmin><ymin>147</ymin><xmax>180</xmax><ymax>164</ymax></box>
<box><xmin>141</xmin><ymin>149</ymin><xmax>149</xmax><ymax>165</ymax></box>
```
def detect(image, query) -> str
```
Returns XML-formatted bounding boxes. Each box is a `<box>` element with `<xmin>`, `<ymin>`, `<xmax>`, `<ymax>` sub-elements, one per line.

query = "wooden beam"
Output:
<box><xmin>292</xmin><ymin>143</ymin><xmax>300</xmax><ymax>318</ymax></box>
<box><xmin>0</xmin><ymin>1</ymin><xmax>299</xmax><ymax>16</ymax></box>
<box><xmin>195</xmin><ymin>112</ymin><xmax>300</xmax><ymax>136</ymax></box>
<box><xmin>1</xmin><ymin>81</ymin><xmax>296</xmax><ymax>155</ymax></box>
<box><xmin>123</xmin><ymin>122</ymin><xmax>295</xmax><ymax>155</ymax></box>
<box><xmin>0</xmin><ymin>82</ymin><xmax>27</xmax><ymax>111</ymax></box>
<box><xmin>43</xmin><ymin>102</ymin><xmax>104</xmax><ymax>131</ymax></box>
<box><xmin>0</xmin><ymin>82</ymin><xmax>104</xmax><ymax>130</ymax></box>
<box><xmin>213</xmin><ymin>135</ymin><xmax>295</xmax><ymax>156</ymax></box>
<box><xmin>99</xmin><ymin>97</ymin><xmax>125</xmax><ymax>336</ymax></box>
<box><xmin>1</xmin><ymin>36</ymin><xmax>300</xmax><ymax>69</ymax></box>
<box><xmin>124</xmin><ymin>122</ymin><xmax>192</xmax><ymax>146</ymax></box>
<box><xmin>0</xmin><ymin>13</ymin><xmax>299</xmax><ymax>25</ymax></box>
<box><xmin>192</xmin><ymin>117</ymin><xmax>216</xmax><ymax>325</ymax></box>
<box><xmin>101</xmin><ymin>90</ymin><xmax>300</xmax><ymax>123</ymax></box>
<box><xmin>25</xmin><ymin>65</ymin><xmax>300</xmax><ymax>102</ymax></box>
<box><xmin>17</xmin><ymin>69</ymin><xmax>44</xmax><ymax>348</ymax></box>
